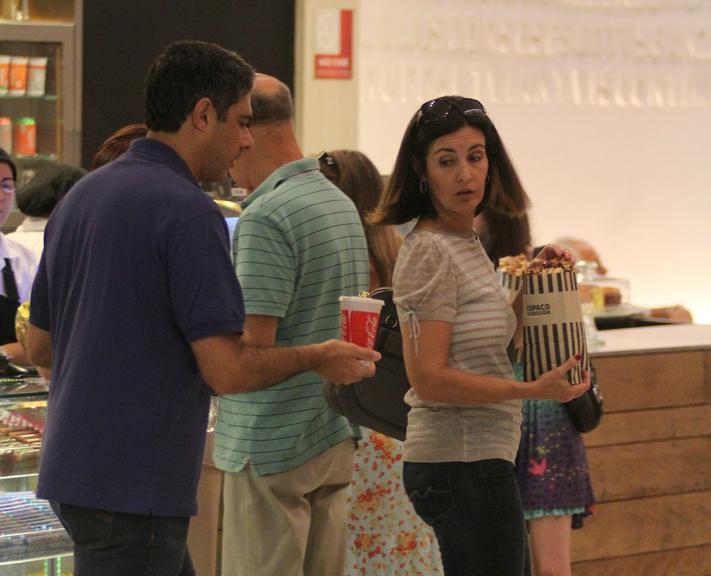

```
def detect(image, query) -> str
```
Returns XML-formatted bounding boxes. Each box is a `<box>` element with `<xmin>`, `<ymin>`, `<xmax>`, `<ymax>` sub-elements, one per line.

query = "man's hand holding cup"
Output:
<box><xmin>314</xmin><ymin>339</ymin><xmax>381</xmax><ymax>384</ymax></box>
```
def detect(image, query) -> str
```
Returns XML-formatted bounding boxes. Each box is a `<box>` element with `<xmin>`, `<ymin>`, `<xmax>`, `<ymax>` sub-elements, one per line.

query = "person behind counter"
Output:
<box><xmin>9</xmin><ymin>163</ymin><xmax>87</xmax><ymax>260</ymax></box>
<box><xmin>369</xmin><ymin>95</ymin><xmax>591</xmax><ymax>576</ymax></box>
<box><xmin>24</xmin><ymin>41</ymin><xmax>378</xmax><ymax>576</ymax></box>
<box><xmin>0</xmin><ymin>148</ymin><xmax>38</xmax><ymax>366</ymax></box>
<box><xmin>555</xmin><ymin>236</ymin><xmax>693</xmax><ymax>324</ymax></box>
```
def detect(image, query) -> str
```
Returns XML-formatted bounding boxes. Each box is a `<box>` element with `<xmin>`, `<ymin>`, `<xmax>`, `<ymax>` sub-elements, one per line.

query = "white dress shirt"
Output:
<box><xmin>7</xmin><ymin>217</ymin><xmax>47</xmax><ymax>262</ymax></box>
<box><xmin>0</xmin><ymin>233</ymin><xmax>39</xmax><ymax>302</ymax></box>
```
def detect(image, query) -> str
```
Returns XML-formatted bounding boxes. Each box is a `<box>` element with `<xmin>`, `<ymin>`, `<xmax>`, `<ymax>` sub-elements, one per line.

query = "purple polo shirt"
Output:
<box><xmin>30</xmin><ymin>138</ymin><xmax>244</xmax><ymax>516</ymax></box>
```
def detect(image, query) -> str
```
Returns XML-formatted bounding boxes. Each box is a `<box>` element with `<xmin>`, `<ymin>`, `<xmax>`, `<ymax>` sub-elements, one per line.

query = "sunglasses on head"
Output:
<box><xmin>417</xmin><ymin>96</ymin><xmax>487</xmax><ymax>127</ymax></box>
<box><xmin>317</xmin><ymin>151</ymin><xmax>336</xmax><ymax>167</ymax></box>
<box><xmin>317</xmin><ymin>151</ymin><xmax>340</xmax><ymax>178</ymax></box>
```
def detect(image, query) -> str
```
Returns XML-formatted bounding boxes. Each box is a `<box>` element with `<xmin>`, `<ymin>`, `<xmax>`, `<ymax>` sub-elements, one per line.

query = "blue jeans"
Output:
<box><xmin>50</xmin><ymin>501</ymin><xmax>194</xmax><ymax>576</ymax></box>
<box><xmin>403</xmin><ymin>459</ymin><xmax>530</xmax><ymax>576</ymax></box>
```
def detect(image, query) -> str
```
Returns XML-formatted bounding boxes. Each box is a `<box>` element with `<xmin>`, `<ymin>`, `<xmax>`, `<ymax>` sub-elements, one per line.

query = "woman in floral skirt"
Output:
<box><xmin>319</xmin><ymin>149</ymin><xmax>443</xmax><ymax>576</ymax></box>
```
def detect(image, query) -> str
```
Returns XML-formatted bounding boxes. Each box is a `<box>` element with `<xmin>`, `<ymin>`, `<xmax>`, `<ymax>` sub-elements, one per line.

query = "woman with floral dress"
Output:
<box><xmin>320</xmin><ymin>149</ymin><xmax>443</xmax><ymax>576</ymax></box>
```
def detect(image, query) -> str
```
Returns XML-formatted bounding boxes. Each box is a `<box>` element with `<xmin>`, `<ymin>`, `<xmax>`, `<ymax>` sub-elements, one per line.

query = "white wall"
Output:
<box><xmin>295</xmin><ymin>0</ymin><xmax>359</xmax><ymax>155</ymax></box>
<box><xmin>298</xmin><ymin>0</ymin><xmax>711</xmax><ymax>323</ymax></box>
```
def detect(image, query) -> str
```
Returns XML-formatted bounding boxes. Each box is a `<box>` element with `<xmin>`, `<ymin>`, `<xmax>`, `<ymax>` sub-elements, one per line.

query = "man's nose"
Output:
<box><xmin>242</xmin><ymin>128</ymin><xmax>254</xmax><ymax>149</ymax></box>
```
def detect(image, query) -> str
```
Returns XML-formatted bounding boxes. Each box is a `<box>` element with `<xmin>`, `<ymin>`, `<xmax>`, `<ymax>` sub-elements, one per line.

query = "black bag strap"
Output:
<box><xmin>368</xmin><ymin>287</ymin><xmax>398</xmax><ymax>329</ymax></box>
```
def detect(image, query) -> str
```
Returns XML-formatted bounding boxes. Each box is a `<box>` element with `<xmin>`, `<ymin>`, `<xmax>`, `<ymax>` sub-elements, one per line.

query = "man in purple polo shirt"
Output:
<box><xmin>25</xmin><ymin>40</ymin><xmax>378</xmax><ymax>576</ymax></box>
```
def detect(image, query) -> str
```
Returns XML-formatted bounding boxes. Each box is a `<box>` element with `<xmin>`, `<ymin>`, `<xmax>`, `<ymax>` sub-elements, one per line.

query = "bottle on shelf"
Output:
<box><xmin>27</xmin><ymin>56</ymin><xmax>46</xmax><ymax>97</ymax></box>
<box><xmin>8</xmin><ymin>55</ymin><xmax>29</xmax><ymax>96</ymax></box>
<box><xmin>13</xmin><ymin>116</ymin><xmax>35</xmax><ymax>156</ymax></box>
<box><xmin>0</xmin><ymin>117</ymin><xmax>10</xmax><ymax>152</ymax></box>
<box><xmin>0</xmin><ymin>55</ymin><xmax>9</xmax><ymax>96</ymax></box>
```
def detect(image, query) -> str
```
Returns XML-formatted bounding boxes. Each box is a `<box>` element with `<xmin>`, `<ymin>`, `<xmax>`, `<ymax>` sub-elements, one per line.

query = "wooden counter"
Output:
<box><xmin>571</xmin><ymin>324</ymin><xmax>711</xmax><ymax>575</ymax></box>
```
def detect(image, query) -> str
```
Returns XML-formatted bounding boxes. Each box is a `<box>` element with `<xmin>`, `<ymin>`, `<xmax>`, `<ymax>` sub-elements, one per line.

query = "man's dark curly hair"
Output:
<box><xmin>144</xmin><ymin>40</ymin><xmax>255</xmax><ymax>133</ymax></box>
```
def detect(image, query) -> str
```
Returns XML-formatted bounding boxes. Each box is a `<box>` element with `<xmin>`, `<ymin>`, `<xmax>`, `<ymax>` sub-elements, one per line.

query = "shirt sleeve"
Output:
<box><xmin>393</xmin><ymin>234</ymin><xmax>457</xmax><ymax>323</ymax></box>
<box><xmin>29</xmin><ymin>254</ymin><xmax>50</xmax><ymax>330</ymax></box>
<box><xmin>167</xmin><ymin>211</ymin><xmax>245</xmax><ymax>342</ymax></box>
<box><xmin>234</xmin><ymin>211</ymin><xmax>295</xmax><ymax>318</ymax></box>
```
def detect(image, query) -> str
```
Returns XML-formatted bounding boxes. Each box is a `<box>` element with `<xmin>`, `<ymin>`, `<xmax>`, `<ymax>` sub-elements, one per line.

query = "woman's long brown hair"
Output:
<box><xmin>319</xmin><ymin>149</ymin><xmax>402</xmax><ymax>290</ymax></box>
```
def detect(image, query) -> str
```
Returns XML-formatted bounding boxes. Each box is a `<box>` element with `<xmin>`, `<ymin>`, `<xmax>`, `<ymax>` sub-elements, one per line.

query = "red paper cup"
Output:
<box><xmin>339</xmin><ymin>296</ymin><xmax>384</xmax><ymax>349</ymax></box>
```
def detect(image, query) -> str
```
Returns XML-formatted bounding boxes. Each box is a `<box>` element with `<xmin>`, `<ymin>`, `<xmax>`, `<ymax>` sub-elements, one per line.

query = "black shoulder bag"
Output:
<box><xmin>565</xmin><ymin>364</ymin><xmax>603</xmax><ymax>433</ymax></box>
<box><xmin>322</xmin><ymin>288</ymin><xmax>410</xmax><ymax>441</ymax></box>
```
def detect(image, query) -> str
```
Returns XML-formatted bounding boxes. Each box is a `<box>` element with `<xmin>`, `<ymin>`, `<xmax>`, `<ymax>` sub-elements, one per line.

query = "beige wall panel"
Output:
<box><xmin>594</xmin><ymin>352</ymin><xmax>706</xmax><ymax>411</ymax></box>
<box><xmin>584</xmin><ymin>405</ymin><xmax>711</xmax><ymax>447</ymax></box>
<box><xmin>570</xmin><ymin>492</ymin><xmax>711</xmax><ymax>562</ymax></box>
<box><xmin>572</xmin><ymin>545</ymin><xmax>711</xmax><ymax>576</ymax></box>
<box><xmin>295</xmin><ymin>0</ymin><xmax>359</xmax><ymax>156</ymax></box>
<box><xmin>587</xmin><ymin>437</ymin><xmax>711</xmax><ymax>501</ymax></box>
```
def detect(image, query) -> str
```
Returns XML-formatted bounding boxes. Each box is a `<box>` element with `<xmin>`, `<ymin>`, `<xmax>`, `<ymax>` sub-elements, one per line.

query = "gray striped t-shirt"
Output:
<box><xmin>393</xmin><ymin>228</ymin><xmax>521</xmax><ymax>464</ymax></box>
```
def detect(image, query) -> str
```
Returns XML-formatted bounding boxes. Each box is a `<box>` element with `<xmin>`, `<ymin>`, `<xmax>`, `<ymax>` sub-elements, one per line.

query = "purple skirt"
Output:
<box><xmin>515</xmin><ymin>399</ymin><xmax>595</xmax><ymax>529</ymax></box>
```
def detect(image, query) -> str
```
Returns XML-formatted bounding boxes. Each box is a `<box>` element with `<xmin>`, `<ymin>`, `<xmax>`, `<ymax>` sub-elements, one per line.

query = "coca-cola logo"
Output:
<box><xmin>340</xmin><ymin>310</ymin><xmax>350</xmax><ymax>341</ymax></box>
<box><xmin>365</xmin><ymin>314</ymin><xmax>378</xmax><ymax>346</ymax></box>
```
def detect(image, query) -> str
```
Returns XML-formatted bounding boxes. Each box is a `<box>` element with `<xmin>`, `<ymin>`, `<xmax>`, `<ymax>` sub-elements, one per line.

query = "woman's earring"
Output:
<box><xmin>419</xmin><ymin>179</ymin><xmax>428</xmax><ymax>195</ymax></box>
<box><xmin>485</xmin><ymin>173</ymin><xmax>490</xmax><ymax>185</ymax></box>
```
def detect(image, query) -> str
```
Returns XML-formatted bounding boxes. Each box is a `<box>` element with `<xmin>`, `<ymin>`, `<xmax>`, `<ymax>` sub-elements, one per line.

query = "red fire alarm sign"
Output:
<box><xmin>314</xmin><ymin>9</ymin><xmax>352</xmax><ymax>80</ymax></box>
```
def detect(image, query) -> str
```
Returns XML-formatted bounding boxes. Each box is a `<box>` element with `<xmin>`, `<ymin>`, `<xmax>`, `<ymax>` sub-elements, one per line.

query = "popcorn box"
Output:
<box><xmin>497</xmin><ymin>269</ymin><xmax>523</xmax><ymax>301</ymax></box>
<box><xmin>522</xmin><ymin>269</ymin><xmax>589</xmax><ymax>384</ymax></box>
<box><xmin>497</xmin><ymin>254</ymin><xmax>527</xmax><ymax>302</ymax></box>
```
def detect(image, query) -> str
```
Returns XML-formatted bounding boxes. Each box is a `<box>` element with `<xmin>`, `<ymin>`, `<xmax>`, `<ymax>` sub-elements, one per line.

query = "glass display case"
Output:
<box><xmin>0</xmin><ymin>379</ymin><xmax>73</xmax><ymax>576</ymax></box>
<box><xmin>0</xmin><ymin>6</ymin><xmax>79</xmax><ymax>187</ymax></box>
<box><xmin>576</xmin><ymin>261</ymin><xmax>640</xmax><ymax>317</ymax></box>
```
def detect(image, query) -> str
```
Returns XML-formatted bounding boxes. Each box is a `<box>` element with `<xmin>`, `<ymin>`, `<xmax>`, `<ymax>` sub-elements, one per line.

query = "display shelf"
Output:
<box><xmin>0</xmin><ymin>11</ymin><xmax>77</xmax><ymax>575</ymax></box>
<box><xmin>0</xmin><ymin>492</ymin><xmax>71</xmax><ymax>564</ymax></box>
<box><xmin>0</xmin><ymin>379</ymin><xmax>73</xmax><ymax>575</ymax></box>
<box><xmin>0</xmin><ymin>379</ymin><xmax>48</xmax><ymax>400</ymax></box>
<box><xmin>1</xmin><ymin>552</ymin><xmax>72</xmax><ymax>566</ymax></box>
<box><xmin>0</xmin><ymin>473</ymin><xmax>37</xmax><ymax>482</ymax></box>
<box><xmin>14</xmin><ymin>153</ymin><xmax>57</xmax><ymax>162</ymax></box>
<box><xmin>0</xmin><ymin>0</ymin><xmax>75</xmax><ymax>22</ymax></box>
<box><xmin>0</xmin><ymin>94</ymin><xmax>58</xmax><ymax>101</ymax></box>
<box><xmin>0</xmin><ymin>19</ymin><xmax>79</xmax><ymax>166</ymax></box>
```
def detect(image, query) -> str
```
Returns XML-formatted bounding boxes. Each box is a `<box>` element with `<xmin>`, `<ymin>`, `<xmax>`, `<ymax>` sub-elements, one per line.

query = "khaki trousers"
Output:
<box><xmin>221</xmin><ymin>438</ymin><xmax>355</xmax><ymax>576</ymax></box>
<box><xmin>187</xmin><ymin>432</ymin><xmax>222</xmax><ymax>576</ymax></box>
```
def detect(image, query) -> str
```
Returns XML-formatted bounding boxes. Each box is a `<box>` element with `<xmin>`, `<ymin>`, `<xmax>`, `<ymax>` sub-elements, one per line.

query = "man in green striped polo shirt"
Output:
<box><xmin>214</xmin><ymin>74</ymin><xmax>370</xmax><ymax>576</ymax></box>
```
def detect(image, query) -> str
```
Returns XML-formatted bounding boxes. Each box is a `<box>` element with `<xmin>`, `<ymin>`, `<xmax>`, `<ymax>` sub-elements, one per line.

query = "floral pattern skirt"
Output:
<box><xmin>515</xmin><ymin>399</ymin><xmax>595</xmax><ymax>529</ymax></box>
<box><xmin>345</xmin><ymin>429</ymin><xmax>443</xmax><ymax>576</ymax></box>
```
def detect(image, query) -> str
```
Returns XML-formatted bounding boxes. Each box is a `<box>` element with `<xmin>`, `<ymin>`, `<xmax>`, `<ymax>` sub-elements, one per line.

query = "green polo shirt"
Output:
<box><xmin>214</xmin><ymin>158</ymin><xmax>369</xmax><ymax>475</ymax></box>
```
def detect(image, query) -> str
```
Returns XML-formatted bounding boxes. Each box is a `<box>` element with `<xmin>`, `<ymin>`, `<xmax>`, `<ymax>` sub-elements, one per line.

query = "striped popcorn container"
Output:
<box><xmin>497</xmin><ymin>270</ymin><xmax>523</xmax><ymax>301</ymax></box>
<box><xmin>522</xmin><ymin>269</ymin><xmax>589</xmax><ymax>384</ymax></box>
<box><xmin>497</xmin><ymin>269</ymin><xmax>524</xmax><ymax>363</ymax></box>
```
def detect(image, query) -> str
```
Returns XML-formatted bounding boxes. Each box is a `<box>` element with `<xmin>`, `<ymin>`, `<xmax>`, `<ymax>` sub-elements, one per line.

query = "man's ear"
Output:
<box><xmin>192</xmin><ymin>97</ymin><xmax>213</xmax><ymax>131</ymax></box>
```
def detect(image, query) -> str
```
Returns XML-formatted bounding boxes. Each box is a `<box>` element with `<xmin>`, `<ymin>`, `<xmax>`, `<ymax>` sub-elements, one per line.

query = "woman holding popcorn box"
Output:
<box><xmin>370</xmin><ymin>96</ymin><xmax>590</xmax><ymax>576</ymax></box>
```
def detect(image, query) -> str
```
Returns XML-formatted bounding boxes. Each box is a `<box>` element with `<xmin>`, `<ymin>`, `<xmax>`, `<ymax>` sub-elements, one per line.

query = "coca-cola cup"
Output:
<box><xmin>338</xmin><ymin>296</ymin><xmax>384</xmax><ymax>349</ymax></box>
